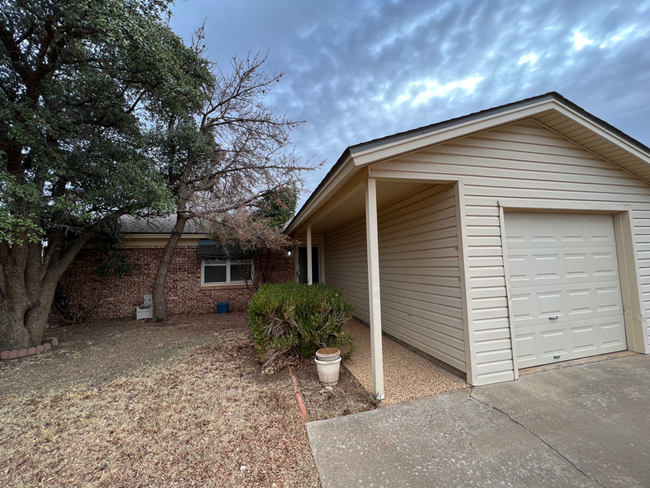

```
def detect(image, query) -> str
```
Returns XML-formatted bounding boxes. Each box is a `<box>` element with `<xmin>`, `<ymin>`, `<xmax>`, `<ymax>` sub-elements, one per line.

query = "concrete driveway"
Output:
<box><xmin>307</xmin><ymin>354</ymin><xmax>649</xmax><ymax>487</ymax></box>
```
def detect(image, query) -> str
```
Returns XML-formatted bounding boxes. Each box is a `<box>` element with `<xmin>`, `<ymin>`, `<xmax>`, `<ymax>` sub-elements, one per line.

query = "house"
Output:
<box><xmin>57</xmin><ymin>215</ymin><xmax>294</xmax><ymax>320</ymax></box>
<box><xmin>285</xmin><ymin>92</ymin><xmax>650</xmax><ymax>397</ymax></box>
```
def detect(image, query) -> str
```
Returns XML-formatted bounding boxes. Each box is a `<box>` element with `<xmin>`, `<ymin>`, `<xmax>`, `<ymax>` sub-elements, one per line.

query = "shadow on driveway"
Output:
<box><xmin>307</xmin><ymin>354</ymin><xmax>650</xmax><ymax>488</ymax></box>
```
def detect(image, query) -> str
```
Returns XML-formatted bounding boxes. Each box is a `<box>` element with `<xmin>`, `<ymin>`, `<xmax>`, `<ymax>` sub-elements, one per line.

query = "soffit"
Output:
<box><xmin>531</xmin><ymin>109</ymin><xmax>650</xmax><ymax>184</ymax></box>
<box><xmin>306</xmin><ymin>180</ymin><xmax>430</xmax><ymax>235</ymax></box>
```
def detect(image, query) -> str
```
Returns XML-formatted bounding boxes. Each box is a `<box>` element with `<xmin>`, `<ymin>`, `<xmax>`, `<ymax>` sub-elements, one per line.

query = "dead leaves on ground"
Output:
<box><xmin>0</xmin><ymin>342</ymin><xmax>320</xmax><ymax>487</ymax></box>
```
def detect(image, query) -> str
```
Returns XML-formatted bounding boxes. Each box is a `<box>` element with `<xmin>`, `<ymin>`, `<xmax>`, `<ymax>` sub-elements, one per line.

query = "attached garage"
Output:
<box><xmin>285</xmin><ymin>92</ymin><xmax>650</xmax><ymax>397</ymax></box>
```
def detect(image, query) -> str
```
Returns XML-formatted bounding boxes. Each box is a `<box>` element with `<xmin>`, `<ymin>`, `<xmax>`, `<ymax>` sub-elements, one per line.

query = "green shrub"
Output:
<box><xmin>249</xmin><ymin>283</ymin><xmax>355</xmax><ymax>366</ymax></box>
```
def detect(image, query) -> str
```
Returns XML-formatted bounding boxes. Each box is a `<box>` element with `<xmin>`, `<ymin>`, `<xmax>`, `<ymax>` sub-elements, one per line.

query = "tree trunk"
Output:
<box><xmin>0</xmin><ymin>228</ymin><xmax>99</xmax><ymax>350</ymax></box>
<box><xmin>0</xmin><ymin>263</ymin><xmax>63</xmax><ymax>350</ymax></box>
<box><xmin>152</xmin><ymin>212</ymin><xmax>189</xmax><ymax>321</ymax></box>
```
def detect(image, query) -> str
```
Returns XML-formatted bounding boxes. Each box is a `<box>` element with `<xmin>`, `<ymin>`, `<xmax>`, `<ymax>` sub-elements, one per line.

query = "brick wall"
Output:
<box><xmin>1</xmin><ymin>247</ymin><xmax>295</xmax><ymax>321</ymax></box>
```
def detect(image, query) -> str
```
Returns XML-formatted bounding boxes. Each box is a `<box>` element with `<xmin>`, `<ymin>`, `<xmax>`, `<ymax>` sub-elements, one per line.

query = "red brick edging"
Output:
<box><xmin>287</xmin><ymin>366</ymin><xmax>308</xmax><ymax>421</ymax></box>
<box><xmin>0</xmin><ymin>338</ymin><xmax>58</xmax><ymax>360</ymax></box>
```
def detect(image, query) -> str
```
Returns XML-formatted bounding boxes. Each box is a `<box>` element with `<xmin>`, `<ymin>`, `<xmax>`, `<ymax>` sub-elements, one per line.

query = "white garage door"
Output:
<box><xmin>506</xmin><ymin>212</ymin><xmax>627</xmax><ymax>369</ymax></box>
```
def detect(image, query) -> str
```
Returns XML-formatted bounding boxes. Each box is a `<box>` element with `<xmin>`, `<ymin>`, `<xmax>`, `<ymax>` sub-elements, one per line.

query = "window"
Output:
<box><xmin>203</xmin><ymin>258</ymin><xmax>253</xmax><ymax>285</ymax></box>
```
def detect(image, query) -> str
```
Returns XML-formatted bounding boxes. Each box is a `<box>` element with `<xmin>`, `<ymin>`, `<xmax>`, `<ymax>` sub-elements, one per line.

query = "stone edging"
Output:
<box><xmin>0</xmin><ymin>337</ymin><xmax>58</xmax><ymax>360</ymax></box>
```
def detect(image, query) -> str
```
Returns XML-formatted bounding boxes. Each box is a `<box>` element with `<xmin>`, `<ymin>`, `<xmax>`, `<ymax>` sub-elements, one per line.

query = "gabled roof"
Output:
<box><xmin>286</xmin><ymin>92</ymin><xmax>650</xmax><ymax>235</ymax></box>
<box><xmin>350</xmin><ymin>92</ymin><xmax>649</xmax><ymax>155</ymax></box>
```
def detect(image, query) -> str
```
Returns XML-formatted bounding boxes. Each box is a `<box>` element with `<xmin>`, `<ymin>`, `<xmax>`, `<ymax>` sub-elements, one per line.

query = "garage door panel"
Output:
<box><xmin>510</xmin><ymin>293</ymin><xmax>534</xmax><ymax>322</ymax></box>
<box><xmin>589</xmin><ymin>218</ymin><xmax>616</xmax><ymax>241</ymax></box>
<box><xmin>511</xmin><ymin>283</ymin><xmax>622</xmax><ymax>319</ymax></box>
<box><xmin>541</xmin><ymin>329</ymin><xmax>569</xmax><ymax>355</ymax></box>
<box><xmin>567</xmin><ymin>289</ymin><xmax>593</xmax><ymax>317</ymax></box>
<box><xmin>572</xmin><ymin>325</ymin><xmax>597</xmax><ymax>350</ymax></box>
<box><xmin>560</xmin><ymin>219</ymin><xmax>587</xmax><ymax>243</ymax></box>
<box><xmin>514</xmin><ymin>333</ymin><xmax>535</xmax><ymax>361</ymax></box>
<box><xmin>506</xmin><ymin>213</ymin><xmax>627</xmax><ymax>368</ymax></box>
<box><xmin>507</xmin><ymin>249</ymin><xmax>618</xmax><ymax>285</ymax></box>
<box><xmin>595</xmin><ymin>286</ymin><xmax>622</xmax><ymax>312</ymax></box>
<box><xmin>538</xmin><ymin>291</ymin><xmax>563</xmax><ymax>316</ymax></box>
<box><xmin>565</xmin><ymin>253</ymin><xmax>589</xmax><ymax>277</ymax></box>
<box><xmin>592</xmin><ymin>252</ymin><xmax>618</xmax><ymax>276</ymax></box>
<box><xmin>601</xmin><ymin>321</ymin><xmax>626</xmax><ymax>346</ymax></box>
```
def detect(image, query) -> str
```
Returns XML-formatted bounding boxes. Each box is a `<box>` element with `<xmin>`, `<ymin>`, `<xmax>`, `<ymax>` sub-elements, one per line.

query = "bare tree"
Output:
<box><xmin>150</xmin><ymin>31</ymin><xmax>317</xmax><ymax>320</ymax></box>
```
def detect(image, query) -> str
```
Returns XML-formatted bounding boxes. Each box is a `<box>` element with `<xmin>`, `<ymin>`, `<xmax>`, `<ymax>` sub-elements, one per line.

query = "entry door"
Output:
<box><xmin>298</xmin><ymin>247</ymin><xmax>319</xmax><ymax>284</ymax></box>
<box><xmin>506</xmin><ymin>212</ymin><xmax>627</xmax><ymax>369</ymax></box>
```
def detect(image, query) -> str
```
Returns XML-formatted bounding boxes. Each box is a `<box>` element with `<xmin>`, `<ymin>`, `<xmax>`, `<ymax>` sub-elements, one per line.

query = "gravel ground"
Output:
<box><xmin>344</xmin><ymin>319</ymin><xmax>469</xmax><ymax>406</ymax></box>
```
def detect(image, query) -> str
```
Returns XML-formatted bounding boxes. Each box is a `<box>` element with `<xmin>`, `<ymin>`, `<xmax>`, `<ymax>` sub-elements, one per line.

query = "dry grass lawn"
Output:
<box><xmin>0</xmin><ymin>316</ymin><xmax>322</xmax><ymax>487</ymax></box>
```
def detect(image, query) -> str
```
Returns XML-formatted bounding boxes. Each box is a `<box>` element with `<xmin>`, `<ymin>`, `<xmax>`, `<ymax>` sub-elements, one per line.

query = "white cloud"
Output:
<box><xmin>518</xmin><ymin>53</ymin><xmax>539</xmax><ymax>65</ymax></box>
<box><xmin>572</xmin><ymin>30</ymin><xmax>593</xmax><ymax>50</ymax></box>
<box><xmin>599</xmin><ymin>24</ymin><xmax>649</xmax><ymax>48</ymax></box>
<box><xmin>392</xmin><ymin>76</ymin><xmax>484</xmax><ymax>107</ymax></box>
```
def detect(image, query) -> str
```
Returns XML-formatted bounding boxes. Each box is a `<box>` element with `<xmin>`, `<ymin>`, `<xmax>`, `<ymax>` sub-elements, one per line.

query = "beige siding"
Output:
<box><xmin>376</xmin><ymin>184</ymin><xmax>464</xmax><ymax>371</ymax></box>
<box><xmin>324</xmin><ymin>218</ymin><xmax>370</xmax><ymax>321</ymax></box>
<box><xmin>373</xmin><ymin>120</ymin><xmax>650</xmax><ymax>385</ymax></box>
<box><xmin>325</xmin><ymin>184</ymin><xmax>465</xmax><ymax>373</ymax></box>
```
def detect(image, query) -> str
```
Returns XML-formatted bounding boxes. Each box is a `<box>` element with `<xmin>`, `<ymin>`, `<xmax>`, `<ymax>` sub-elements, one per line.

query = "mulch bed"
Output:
<box><xmin>0</xmin><ymin>313</ymin><xmax>374</xmax><ymax>487</ymax></box>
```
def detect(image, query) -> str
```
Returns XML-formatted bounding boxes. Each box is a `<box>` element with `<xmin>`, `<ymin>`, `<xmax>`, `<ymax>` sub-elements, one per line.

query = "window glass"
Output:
<box><xmin>203</xmin><ymin>258</ymin><xmax>252</xmax><ymax>284</ymax></box>
<box><xmin>231</xmin><ymin>263</ymin><xmax>252</xmax><ymax>282</ymax></box>
<box><xmin>204</xmin><ymin>265</ymin><xmax>227</xmax><ymax>283</ymax></box>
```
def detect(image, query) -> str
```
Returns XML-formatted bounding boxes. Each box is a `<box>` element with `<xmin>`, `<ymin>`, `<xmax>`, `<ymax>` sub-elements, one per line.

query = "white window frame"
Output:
<box><xmin>202</xmin><ymin>257</ymin><xmax>253</xmax><ymax>285</ymax></box>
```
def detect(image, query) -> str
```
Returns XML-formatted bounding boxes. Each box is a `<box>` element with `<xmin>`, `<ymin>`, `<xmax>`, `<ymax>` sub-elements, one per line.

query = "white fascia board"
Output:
<box><xmin>351</xmin><ymin>99</ymin><xmax>556</xmax><ymax>166</ymax></box>
<box><xmin>352</xmin><ymin>98</ymin><xmax>650</xmax><ymax>167</ymax></box>
<box><xmin>286</xmin><ymin>155</ymin><xmax>356</xmax><ymax>234</ymax></box>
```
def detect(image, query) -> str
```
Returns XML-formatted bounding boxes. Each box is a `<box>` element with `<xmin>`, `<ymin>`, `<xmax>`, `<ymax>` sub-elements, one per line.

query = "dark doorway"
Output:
<box><xmin>298</xmin><ymin>247</ymin><xmax>319</xmax><ymax>284</ymax></box>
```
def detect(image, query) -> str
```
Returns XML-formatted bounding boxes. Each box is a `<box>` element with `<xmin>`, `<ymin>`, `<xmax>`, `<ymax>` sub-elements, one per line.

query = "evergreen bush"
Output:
<box><xmin>249</xmin><ymin>283</ymin><xmax>354</xmax><ymax>366</ymax></box>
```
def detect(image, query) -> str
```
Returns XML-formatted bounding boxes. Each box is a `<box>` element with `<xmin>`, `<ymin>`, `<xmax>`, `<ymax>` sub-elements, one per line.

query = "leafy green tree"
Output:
<box><xmin>0</xmin><ymin>0</ymin><xmax>211</xmax><ymax>350</ymax></box>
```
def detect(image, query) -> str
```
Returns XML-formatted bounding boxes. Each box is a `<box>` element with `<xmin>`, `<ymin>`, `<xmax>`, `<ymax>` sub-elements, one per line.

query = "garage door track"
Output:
<box><xmin>307</xmin><ymin>354</ymin><xmax>649</xmax><ymax>487</ymax></box>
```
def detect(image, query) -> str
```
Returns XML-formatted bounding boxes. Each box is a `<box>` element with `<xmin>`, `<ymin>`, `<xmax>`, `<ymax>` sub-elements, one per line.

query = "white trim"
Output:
<box><xmin>201</xmin><ymin>258</ymin><xmax>253</xmax><ymax>285</ymax></box>
<box><xmin>352</xmin><ymin>100</ymin><xmax>555</xmax><ymax>166</ymax></box>
<box><xmin>497</xmin><ymin>200</ymin><xmax>632</xmax><ymax>213</ymax></box>
<box><xmin>307</xmin><ymin>226</ymin><xmax>313</xmax><ymax>285</ymax></box>
<box><xmin>365</xmin><ymin>177</ymin><xmax>385</xmax><ymax>399</ymax></box>
<box><xmin>353</xmin><ymin>99</ymin><xmax>650</xmax><ymax>167</ymax></box>
<box><xmin>454</xmin><ymin>180</ymin><xmax>476</xmax><ymax>384</ymax></box>
<box><xmin>367</xmin><ymin>168</ymin><xmax>460</xmax><ymax>183</ymax></box>
<box><xmin>613</xmin><ymin>211</ymin><xmax>648</xmax><ymax>353</ymax></box>
<box><xmin>497</xmin><ymin>202</ymin><xmax>519</xmax><ymax>380</ymax></box>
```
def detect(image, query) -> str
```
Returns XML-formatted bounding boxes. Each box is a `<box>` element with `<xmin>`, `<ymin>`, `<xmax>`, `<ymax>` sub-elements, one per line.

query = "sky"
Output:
<box><xmin>170</xmin><ymin>0</ymin><xmax>650</xmax><ymax>204</ymax></box>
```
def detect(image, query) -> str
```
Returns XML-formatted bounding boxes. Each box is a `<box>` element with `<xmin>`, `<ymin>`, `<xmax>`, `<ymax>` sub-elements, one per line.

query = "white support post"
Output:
<box><xmin>365</xmin><ymin>178</ymin><xmax>384</xmax><ymax>399</ymax></box>
<box><xmin>307</xmin><ymin>226</ymin><xmax>313</xmax><ymax>285</ymax></box>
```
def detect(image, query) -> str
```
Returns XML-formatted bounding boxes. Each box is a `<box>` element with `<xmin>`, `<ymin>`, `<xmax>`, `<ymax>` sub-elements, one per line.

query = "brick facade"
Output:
<box><xmin>1</xmin><ymin>246</ymin><xmax>295</xmax><ymax>322</ymax></box>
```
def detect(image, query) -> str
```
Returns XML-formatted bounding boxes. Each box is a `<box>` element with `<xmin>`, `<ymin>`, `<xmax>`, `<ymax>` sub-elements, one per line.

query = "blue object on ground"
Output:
<box><xmin>217</xmin><ymin>302</ymin><xmax>229</xmax><ymax>313</ymax></box>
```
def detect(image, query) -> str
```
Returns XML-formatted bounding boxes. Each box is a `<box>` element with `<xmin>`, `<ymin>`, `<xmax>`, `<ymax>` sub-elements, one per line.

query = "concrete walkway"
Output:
<box><xmin>307</xmin><ymin>354</ymin><xmax>650</xmax><ymax>488</ymax></box>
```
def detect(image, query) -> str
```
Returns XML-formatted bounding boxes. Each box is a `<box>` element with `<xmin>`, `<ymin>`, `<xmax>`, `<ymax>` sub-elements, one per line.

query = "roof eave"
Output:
<box><xmin>285</xmin><ymin>92</ymin><xmax>650</xmax><ymax>236</ymax></box>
